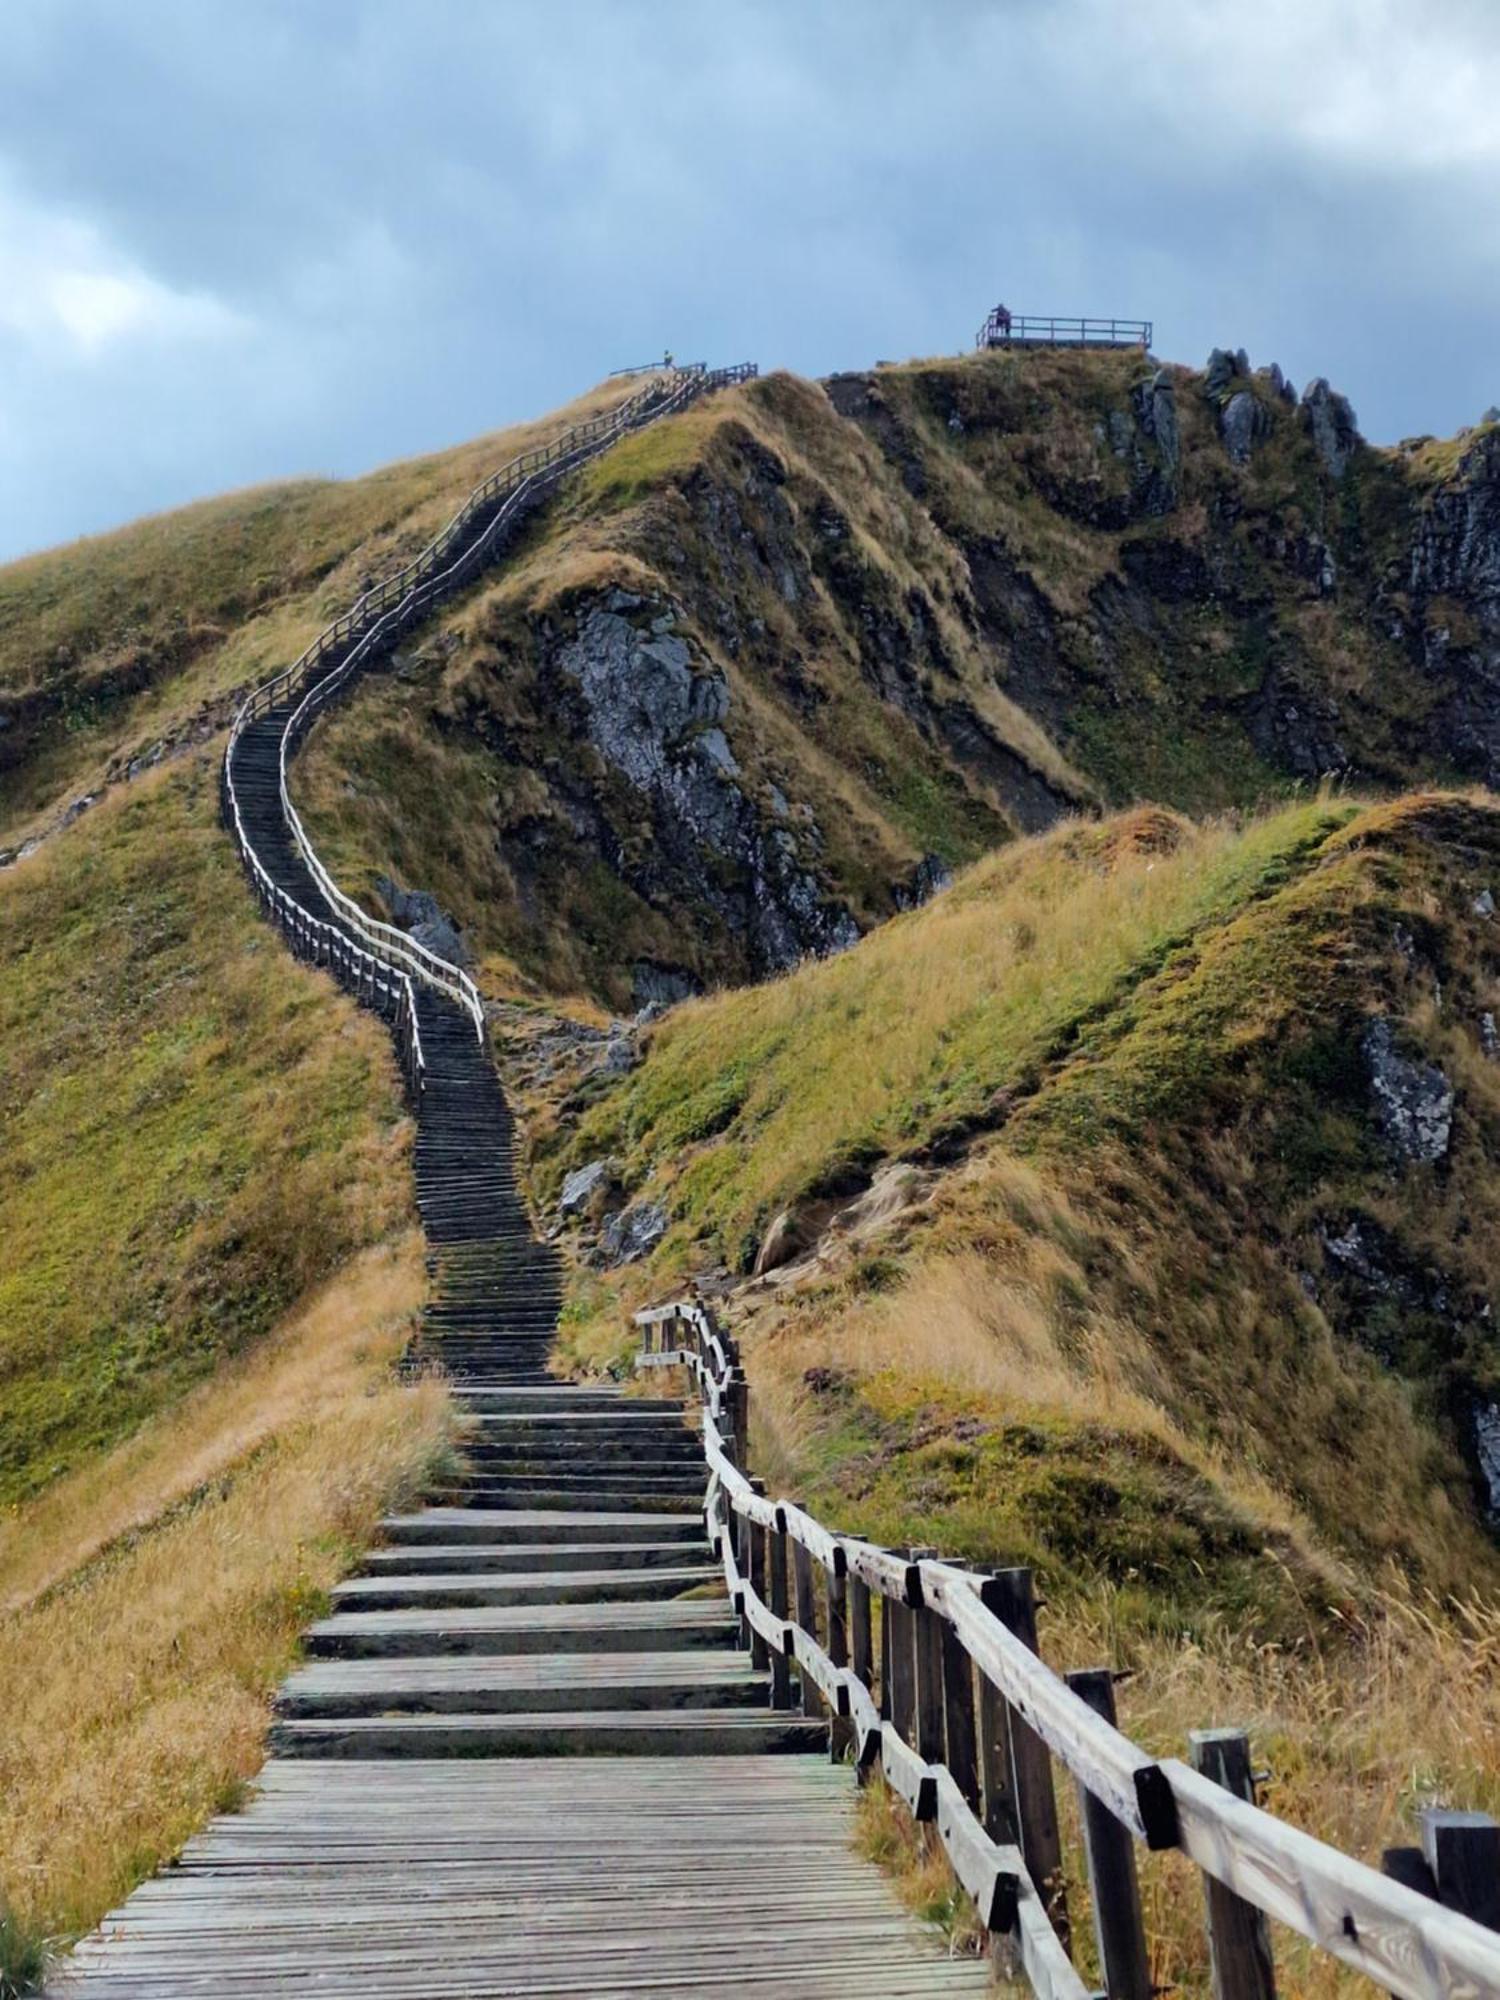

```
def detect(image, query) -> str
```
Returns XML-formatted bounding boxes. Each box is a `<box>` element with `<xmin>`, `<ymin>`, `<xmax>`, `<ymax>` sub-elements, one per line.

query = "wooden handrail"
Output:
<box><xmin>638</xmin><ymin>1298</ymin><xmax>1500</xmax><ymax>1997</ymax></box>
<box><xmin>221</xmin><ymin>363</ymin><xmax>757</xmax><ymax>1090</ymax></box>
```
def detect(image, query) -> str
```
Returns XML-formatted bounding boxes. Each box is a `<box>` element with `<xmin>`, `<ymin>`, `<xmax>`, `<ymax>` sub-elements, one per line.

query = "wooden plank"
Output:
<box><xmin>1165</xmin><ymin>1757</ymin><xmax>1500</xmax><ymax>1999</ymax></box>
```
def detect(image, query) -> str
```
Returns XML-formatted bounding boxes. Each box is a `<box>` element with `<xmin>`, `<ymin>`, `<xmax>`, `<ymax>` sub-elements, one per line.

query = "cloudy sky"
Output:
<box><xmin>3</xmin><ymin>0</ymin><xmax>1498</xmax><ymax>561</ymax></box>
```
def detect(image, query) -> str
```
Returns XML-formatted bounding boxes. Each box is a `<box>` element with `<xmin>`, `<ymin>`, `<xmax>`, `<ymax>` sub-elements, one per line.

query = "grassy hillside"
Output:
<box><xmin>539</xmin><ymin>792</ymin><xmax>1500</xmax><ymax>1599</ymax></box>
<box><xmin>0</xmin><ymin>378</ymin><xmax>644</xmax><ymax>851</ymax></box>
<box><xmin>0</xmin><ymin>751</ymin><xmax>417</xmax><ymax>1503</ymax></box>
<box><xmin>0</xmin><ymin>1246</ymin><xmax>449</xmax><ymax>1974</ymax></box>
<box><xmin>291</xmin><ymin>349</ymin><xmax>1500</xmax><ymax>1009</ymax></box>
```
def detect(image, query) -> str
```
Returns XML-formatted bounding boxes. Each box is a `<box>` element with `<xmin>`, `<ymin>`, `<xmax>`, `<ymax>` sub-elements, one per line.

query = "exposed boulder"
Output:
<box><xmin>753</xmin><ymin>1208</ymin><xmax>813</xmax><ymax>1276</ymax></box>
<box><xmin>1204</xmin><ymin>348</ymin><xmax>1248</xmax><ymax>398</ymax></box>
<box><xmin>558</xmin><ymin>1158</ymin><xmax>615</xmax><ymax>1217</ymax></box>
<box><xmin>1301</xmin><ymin>378</ymin><xmax>1362</xmax><ymax>479</ymax></box>
<box><xmin>1221</xmin><ymin>389</ymin><xmax>1269</xmax><ymax>466</ymax></box>
<box><xmin>600</xmin><ymin>1200</ymin><xmax>669</xmax><ymax>1265</ymax></box>
<box><xmin>1362</xmin><ymin>1018</ymin><xmax>1454</xmax><ymax>1164</ymax></box>
<box><xmin>632</xmin><ymin>962</ymin><xmax>699</xmax><ymax>1008</ymax></box>
<box><xmin>376</xmin><ymin>876</ymin><xmax>471</xmax><ymax>967</ymax></box>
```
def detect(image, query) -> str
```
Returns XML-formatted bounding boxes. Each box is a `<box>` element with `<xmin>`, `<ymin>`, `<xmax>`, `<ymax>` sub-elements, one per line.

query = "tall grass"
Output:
<box><xmin>0</xmin><ymin>1239</ymin><xmax>447</xmax><ymax>1965</ymax></box>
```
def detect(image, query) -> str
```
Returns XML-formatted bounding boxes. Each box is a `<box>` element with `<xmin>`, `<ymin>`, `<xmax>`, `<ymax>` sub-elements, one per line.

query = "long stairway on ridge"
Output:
<box><xmin>48</xmin><ymin>385</ymin><xmax>992</xmax><ymax>1995</ymax></box>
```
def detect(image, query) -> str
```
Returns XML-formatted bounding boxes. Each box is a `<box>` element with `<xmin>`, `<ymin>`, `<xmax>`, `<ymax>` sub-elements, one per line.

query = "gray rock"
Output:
<box><xmin>946</xmin><ymin>410</ymin><xmax>965</xmax><ymax>435</ymax></box>
<box><xmin>1263</xmin><ymin>363</ymin><xmax>1296</xmax><ymax>405</ymax></box>
<box><xmin>376</xmin><ymin>876</ymin><xmax>471</xmax><ymax>966</ymax></box>
<box><xmin>1474</xmin><ymin>1404</ymin><xmax>1500</xmax><ymax>1519</ymax></box>
<box><xmin>1135</xmin><ymin>369</ymin><xmax>1180</xmax><ymax>469</ymax></box>
<box><xmin>559</xmin><ymin>1159</ymin><xmax>612</xmax><ymax>1216</ymax></box>
<box><xmin>601</xmin><ymin>1036</ymin><xmax>636</xmax><ymax>1075</ymax></box>
<box><xmin>753</xmin><ymin>1208</ymin><xmax>813</xmax><ymax>1277</ymax></box>
<box><xmin>632</xmin><ymin>962</ymin><xmax>699</xmax><ymax>1008</ymax></box>
<box><xmin>1221</xmin><ymin>390</ymin><xmax>1268</xmax><ymax>466</ymax></box>
<box><xmin>894</xmin><ymin>853</ymin><xmax>953</xmax><ymax>910</ymax></box>
<box><xmin>1301</xmin><ymin>378</ymin><xmax>1362</xmax><ymax>479</ymax></box>
<box><xmin>1483</xmin><ymin>407</ymin><xmax>1500</xmax><ymax>427</ymax></box>
<box><xmin>1482</xmin><ymin>1012</ymin><xmax>1500</xmax><ymax>1060</ymax></box>
<box><xmin>1474</xmin><ymin>888</ymin><xmax>1495</xmax><ymax>917</ymax></box>
<box><xmin>1362</xmin><ymin>1017</ymin><xmax>1454</xmax><ymax>1163</ymax></box>
<box><xmin>1204</xmin><ymin>347</ymin><xmax>1245</xmax><ymax>398</ymax></box>
<box><xmin>600</xmin><ymin>1200</ymin><xmax>669</xmax><ymax>1265</ymax></box>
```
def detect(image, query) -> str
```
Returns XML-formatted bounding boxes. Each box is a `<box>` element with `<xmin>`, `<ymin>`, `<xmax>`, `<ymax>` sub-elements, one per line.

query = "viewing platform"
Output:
<box><xmin>976</xmin><ymin>309</ymin><xmax>1152</xmax><ymax>351</ymax></box>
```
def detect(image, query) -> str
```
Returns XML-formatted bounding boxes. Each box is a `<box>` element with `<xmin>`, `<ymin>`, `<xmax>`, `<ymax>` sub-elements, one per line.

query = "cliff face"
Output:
<box><xmin>295</xmin><ymin>349</ymin><xmax>1500</xmax><ymax>1008</ymax></box>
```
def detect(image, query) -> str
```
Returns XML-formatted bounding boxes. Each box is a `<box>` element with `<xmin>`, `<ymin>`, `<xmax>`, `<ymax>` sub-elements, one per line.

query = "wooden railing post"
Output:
<box><xmin>791</xmin><ymin>1529</ymin><xmax>823</xmax><ymax>1720</ymax></box>
<box><xmin>1422</xmin><ymin>1810</ymin><xmax>1500</xmax><ymax>1931</ymax></box>
<box><xmin>1190</xmin><ymin>1729</ymin><xmax>1277</xmax><ymax>2000</ymax></box>
<box><xmin>826</xmin><ymin>1561</ymin><xmax>853</xmax><ymax>1762</ymax></box>
<box><xmin>725</xmin><ymin>1369</ymin><xmax>748</xmax><ymax>1466</ymax></box>
<box><xmin>989</xmin><ymin>1568</ymin><xmax>1068</xmax><ymax>1946</ymax></box>
<box><xmin>1067</xmin><ymin>1668</ymin><xmax>1152</xmax><ymax>2000</ymax></box>
<box><xmin>910</xmin><ymin>1547</ymin><xmax>945</xmax><ymax>1765</ymax></box>
<box><xmin>767</xmin><ymin>1515</ymin><xmax>792</xmax><ymax>1710</ymax></box>
<box><xmin>886</xmin><ymin>1590</ymin><xmax>916</xmax><ymax>1744</ymax></box>
<box><xmin>745</xmin><ymin>1480</ymin><xmax>769</xmax><ymax>1673</ymax></box>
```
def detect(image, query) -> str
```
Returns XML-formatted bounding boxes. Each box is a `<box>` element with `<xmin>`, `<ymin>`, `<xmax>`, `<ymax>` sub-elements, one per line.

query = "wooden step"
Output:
<box><xmin>330</xmin><ymin>1565</ymin><xmax>720</xmax><ymax>1609</ymax></box>
<box><xmin>269</xmin><ymin>1709</ymin><xmax>828</xmax><ymax>1758</ymax></box>
<box><xmin>360</xmin><ymin>1540</ymin><xmax>703</xmax><ymax>1575</ymax></box>
<box><xmin>276</xmin><ymin>1651</ymin><xmax>772</xmax><ymax>1717</ymax></box>
<box><xmin>306</xmin><ymin>1598</ymin><xmax>737</xmax><ymax>1658</ymax></box>
<box><xmin>379</xmin><ymin>1507</ymin><xmax>703</xmax><ymax>1545</ymax></box>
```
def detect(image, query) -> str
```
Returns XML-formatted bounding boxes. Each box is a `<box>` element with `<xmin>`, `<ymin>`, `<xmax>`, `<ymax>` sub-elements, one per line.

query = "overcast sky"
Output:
<box><xmin>3</xmin><ymin>0</ymin><xmax>1499</xmax><ymax>562</ymax></box>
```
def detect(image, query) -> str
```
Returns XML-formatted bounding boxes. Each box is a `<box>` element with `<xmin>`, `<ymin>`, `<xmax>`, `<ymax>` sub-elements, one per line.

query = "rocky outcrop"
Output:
<box><xmin>1362</xmin><ymin>1017</ymin><xmax>1454</xmax><ymax>1164</ymax></box>
<box><xmin>376</xmin><ymin>877</ymin><xmax>471</xmax><ymax>966</ymax></box>
<box><xmin>1301</xmin><ymin>378</ymin><xmax>1361</xmax><ymax>479</ymax></box>
<box><xmin>530</xmin><ymin>590</ymin><xmax>860</xmax><ymax>978</ymax></box>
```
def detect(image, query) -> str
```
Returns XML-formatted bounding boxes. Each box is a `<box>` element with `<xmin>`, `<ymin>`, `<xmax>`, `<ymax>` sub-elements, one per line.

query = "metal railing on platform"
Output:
<box><xmin>220</xmin><ymin>362</ymin><xmax>757</xmax><ymax>1095</ymax></box>
<box><xmin>976</xmin><ymin>313</ymin><xmax>1152</xmax><ymax>352</ymax></box>
<box><xmin>639</xmin><ymin>1298</ymin><xmax>1500</xmax><ymax>2000</ymax></box>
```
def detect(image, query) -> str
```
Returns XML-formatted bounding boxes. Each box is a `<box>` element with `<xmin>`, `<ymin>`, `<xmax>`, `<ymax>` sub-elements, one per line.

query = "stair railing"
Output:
<box><xmin>638</xmin><ymin>1298</ymin><xmax>1500</xmax><ymax>2000</ymax></box>
<box><xmin>222</xmin><ymin>362</ymin><xmax>757</xmax><ymax>1085</ymax></box>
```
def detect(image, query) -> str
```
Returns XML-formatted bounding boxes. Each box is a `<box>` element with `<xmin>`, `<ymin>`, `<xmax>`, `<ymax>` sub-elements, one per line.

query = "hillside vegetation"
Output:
<box><xmin>0</xmin><ymin>753</ymin><xmax>417</xmax><ymax>1502</ymax></box>
<box><xmin>0</xmin><ymin>377</ymin><xmax>644</xmax><ymax>855</ymax></box>
<box><xmin>296</xmin><ymin>346</ymin><xmax>1500</xmax><ymax>1006</ymax></box>
<box><xmin>538</xmin><ymin>793</ymin><xmax>1500</xmax><ymax>1603</ymax></box>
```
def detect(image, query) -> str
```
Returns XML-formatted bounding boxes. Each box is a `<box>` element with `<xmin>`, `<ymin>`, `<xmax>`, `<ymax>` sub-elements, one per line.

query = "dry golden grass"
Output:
<box><xmin>0</xmin><ymin>1232</ymin><xmax>449</xmax><ymax>1958</ymax></box>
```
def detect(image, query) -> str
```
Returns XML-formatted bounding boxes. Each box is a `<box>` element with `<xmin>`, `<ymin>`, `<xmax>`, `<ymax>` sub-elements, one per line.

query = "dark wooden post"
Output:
<box><xmin>990</xmin><ymin>1568</ymin><xmax>1068</xmax><ymax>1946</ymax></box>
<box><xmin>791</xmin><ymin>1531</ymin><xmax>822</xmax><ymax>1719</ymax></box>
<box><xmin>1422</xmin><ymin>1810</ymin><xmax>1500</xmax><ymax>1931</ymax></box>
<box><xmin>767</xmin><ymin>1517</ymin><xmax>792</xmax><ymax>1710</ymax></box>
<box><xmin>910</xmin><ymin>1547</ymin><xmax>945</xmax><ymax>1765</ymax></box>
<box><xmin>826</xmin><ymin>1563</ymin><xmax>853</xmax><ymax>1761</ymax></box>
<box><xmin>848</xmin><ymin>1545</ymin><xmax>874</xmax><ymax>1777</ymax></box>
<box><xmin>940</xmin><ymin>1618</ymin><xmax>980</xmax><ymax>1811</ymax></box>
<box><xmin>886</xmin><ymin>1594</ymin><xmax>916</xmax><ymax>1744</ymax></box>
<box><xmin>1067</xmin><ymin>1669</ymin><xmax>1152</xmax><ymax>2000</ymax></box>
<box><xmin>745</xmin><ymin>1480</ymin><xmax>769</xmax><ymax>1672</ymax></box>
<box><xmin>1190</xmin><ymin>1729</ymin><xmax>1277</xmax><ymax>2000</ymax></box>
<box><xmin>725</xmin><ymin>1369</ymin><xmax>749</xmax><ymax>1467</ymax></box>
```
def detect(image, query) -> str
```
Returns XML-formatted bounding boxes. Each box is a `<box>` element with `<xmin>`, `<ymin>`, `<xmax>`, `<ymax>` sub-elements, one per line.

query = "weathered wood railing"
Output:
<box><xmin>221</xmin><ymin>362</ymin><xmax>756</xmax><ymax>1092</ymax></box>
<box><xmin>638</xmin><ymin>1299</ymin><xmax>1500</xmax><ymax>2000</ymax></box>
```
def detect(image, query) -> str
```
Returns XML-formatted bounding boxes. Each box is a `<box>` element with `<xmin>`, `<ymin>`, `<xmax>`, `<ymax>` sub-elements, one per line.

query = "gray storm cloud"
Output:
<box><xmin>2</xmin><ymin>0</ymin><xmax>1498</xmax><ymax>558</ymax></box>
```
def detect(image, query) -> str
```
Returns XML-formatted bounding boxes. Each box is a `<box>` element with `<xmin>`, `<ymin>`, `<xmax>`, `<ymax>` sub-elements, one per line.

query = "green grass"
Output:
<box><xmin>562</xmin><ymin>798</ymin><xmax>1358</xmax><ymax>1261</ymax></box>
<box><xmin>0</xmin><ymin>751</ymin><xmax>413</xmax><ymax>1503</ymax></box>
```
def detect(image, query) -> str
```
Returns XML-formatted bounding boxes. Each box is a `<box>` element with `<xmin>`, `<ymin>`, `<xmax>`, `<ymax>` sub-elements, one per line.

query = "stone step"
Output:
<box><xmin>269</xmin><ymin>1709</ymin><xmax>827</xmax><ymax>1758</ymax></box>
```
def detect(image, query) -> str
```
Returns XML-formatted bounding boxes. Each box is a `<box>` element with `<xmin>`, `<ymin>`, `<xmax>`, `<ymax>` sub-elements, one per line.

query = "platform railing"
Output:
<box><xmin>976</xmin><ymin>313</ymin><xmax>1152</xmax><ymax>352</ymax></box>
<box><xmin>638</xmin><ymin>1298</ymin><xmax>1500</xmax><ymax>1999</ymax></box>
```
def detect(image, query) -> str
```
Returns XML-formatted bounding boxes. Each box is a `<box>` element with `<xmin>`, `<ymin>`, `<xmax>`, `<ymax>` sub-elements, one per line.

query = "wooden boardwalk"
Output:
<box><xmin>55</xmin><ymin>1761</ymin><xmax>990</xmax><ymax>1998</ymax></box>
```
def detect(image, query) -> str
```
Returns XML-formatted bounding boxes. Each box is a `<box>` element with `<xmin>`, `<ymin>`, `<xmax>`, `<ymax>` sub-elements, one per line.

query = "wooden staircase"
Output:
<box><xmin>45</xmin><ymin>380</ymin><xmax>993</xmax><ymax>1995</ymax></box>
